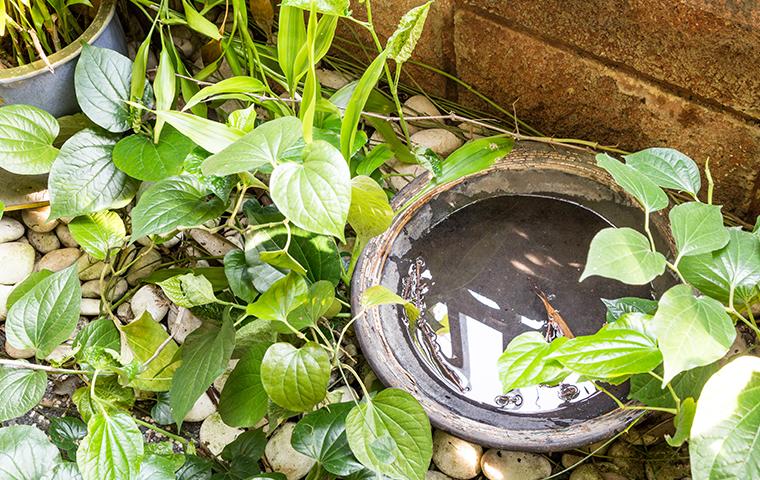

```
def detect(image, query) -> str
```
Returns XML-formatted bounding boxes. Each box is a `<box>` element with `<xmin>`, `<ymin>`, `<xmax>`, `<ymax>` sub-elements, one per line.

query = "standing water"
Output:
<box><xmin>399</xmin><ymin>195</ymin><xmax>653</xmax><ymax>413</ymax></box>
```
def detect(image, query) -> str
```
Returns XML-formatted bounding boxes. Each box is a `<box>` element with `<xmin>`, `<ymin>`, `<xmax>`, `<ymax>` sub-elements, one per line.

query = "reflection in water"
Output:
<box><xmin>399</xmin><ymin>195</ymin><xmax>653</xmax><ymax>413</ymax></box>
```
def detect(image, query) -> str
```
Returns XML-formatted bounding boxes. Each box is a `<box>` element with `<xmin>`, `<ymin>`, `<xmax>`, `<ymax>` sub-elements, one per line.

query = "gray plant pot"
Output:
<box><xmin>0</xmin><ymin>0</ymin><xmax>127</xmax><ymax>117</ymax></box>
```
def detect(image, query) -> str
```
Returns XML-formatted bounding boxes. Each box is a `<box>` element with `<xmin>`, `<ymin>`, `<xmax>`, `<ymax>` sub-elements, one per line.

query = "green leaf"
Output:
<box><xmin>182</xmin><ymin>0</ymin><xmax>221</xmax><ymax>39</ymax></box>
<box><xmin>629</xmin><ymin>362</ymin><xmax>718</xmax><ymax>409</ymax></box>
<box><xmin>68</xmin><ymin>211</ymin><xmax>126</xmax><ymax>260</ymax></box>
<box><xmin>219</xmin><ymin>343</ymin><xmax>270</xmax><ymax>428</ymax></box>
<box><xmin>669</xmin><ymin>202</ymin><xmax>730</xmax><ymax>259</ymax></box>
<box><xmin>6</xmin><ymin>270</ymin><xmax>51</xmax><ymax>310</ymax></box>
<box><xmin>666</xmin><ymin>397</ymin><xmax>695</xmax><ymax>447</ymax></box>
<box><xmin>43</xmin><ymin>462</ymin><xmax>83</xmax><ymax>480</ymax></box>
<box><xmin>281</xmin><ymin>0</ymin><xmax>349</xmax><ymax>16</ymax></box>
<box><xmin>292</xmin><ymin>402</ymin><xmax>363</xmax><ymax>476</ymax></box>
<box><xmin>170</xmin><ymin>316</ymin><xmax>235</xmax><ymax>426</ymax></box>
<box><xmin>221</xmin><ymin>429</ymin><xmax>267</xmax><ymax>478</ymax></box>
<box><xmin>680</xmin><ymin>228</ymin><xmax>760</xmax><ymax>304</ymax></box>
<box><xmin>183</xmin><ymin>76</ymin><xmax>265</xmax><ymax>113</ymax></box>
<box><xmin>277</xmin><ymin>6</ymin><xmax>307</xmax><ymax>91</ymax></box>
<box><xmin>175</xmin><ymin>456</ymin><xmax>212</xmax><ymax>480</ymax></box>
<box><xmin>0</xmin><ymin>366</ymin><xmax>46</xmax><ymax>422</ymax></box>
<box><xmin>690</xmin><ymin>356</ymin><xmax>760</xmax><ymax>480</ymax></box>
<box><xmin>49</xmin><ymin>417</ymin><xmax>87</xmax><ymax>460</ymax></box>
<box><xmin>155</xmin><ymin>110</ymin><xmax>244</xmax><ymax>154</ymax></box>
<box><xmin>74</xmin><ymin>44</ymin><xmax>132</xmax><ymax>133</ymax></box>
<box><xmin>246</xmin><ymin>272</ymin><xmax>308</xmax><ymax>325</ymax></box>
<box><xmin>385</xmin><ymin>1</ymin><xmax>432</xmax><ymax>64</ymax></box>
<box><xmin>651</xmin><ymin>285</ymin><xmax>735</xmax><ymax>384</ymax></box>
<box><xmin>348</xmin><ymin>176</ymin><xmax>394</xmax><ymax>242</ymax></box>
<box><xmin>142</xmin><ymin>268</ymin><xmax>228</xmax><ymax>291</ymax></box>
<box><xmin>260</xmin><ymin>342</ymin><xmax>330</xmax><ymax>412</ymax></box>
<box><xmin>202</xmin><ymin>117</ymin><xmax>302</xmax><ymax>176</ymax></box>
<box><xmin>0</xmin><ymin>105</ymin><xmax>59</xmax><ymax>174</ymax></box>
<box><xmin>286</xmin><ymin>281</ymin><xmax>335</xmax><ymax>331</ymax></box>
<box><xmin>49</xmin><ymin>129</ymin><xmax>139</xmax><ymax>219</ymax></box>
<box><xmin>548</xmin><ymin>328</ymin><xmax>662</xmax><ymax>379</ymax></box>
<box><xmin>157</xmin><ymin>273</ymin><xmax>217</xmax><ymax>308</ymax></box>
<box><xmin>130</xmin><ymin>175</ymin><xmax>228</xmax><ymax>239</ymax></box>
<box><xmin>436</xmin><ymin>136</ymin><xmax>513</xmax><ymax>187</ymax></box>
<box><xmin>340</xmin><ymin>51</ymin><xmax>388</xmax><ymax>160</ymax></box>
<box><xmin>153</xmin><ymin>47</ymin><xmax>176</xmax><ymax>142</ymax></box>
<box><xmin>122</xmin><ymin>312</ymin><xmax>180</xmax><ymax>391</ymax></box>
<box><xmin>72</xmin><ymin>378</ymin><xmax>135</xmax><ymax>423</ymax></box>
<box><xmin>602</xmin><ymin>297</ymin><xmax>658</xmax><ymax>323</ymax></box>
<box><xmin>130</xmin><ymin>32</ymin><xmax>151</xmax><ymax>103</ymax></box>
<box><xmin>596</xmin><ymin>153</ymin><xmax>669</xmax><ymax>213</ymax></box>
<box><xmin>580</xmin><ymin>227</ymin><xmax>667</xmax><ymax>285</ymax></box>
<box><xmin>360</xmin><ymin>285</ymin><xmax>420</xmax><ymax>322</ymax></box>
<box><xmin>6</xmin><ymin>265</ymin><xmax>81</xmax><ymax>359</ymax></box>
<box><xmin>345</xmin><ymin>389</ymin><xmax>432</xmax><ymax>480</ymax></box>
<box><xmin>113</xmin><ymin>127</ymin><xmax>195</xmax><ymax>181</ymax></box>
<box><xmin>497</xmin><ymin>332</ymin><xmax>569</xmax><ymax>392</ymax></box>
<box><xmin>77</xmin><ymin>411</ymin><xmax>144</xmax><ymax>480</ymax></box>
<box><xmin>355</xmin><ymin>144</ymin><xmax>394</xmax><ymax>177</ymax></box>
<box><xmin>270</xmin><ymin>140</ymin><xmax>351</xmax><ymax>240</ymax></box>
<box><xmin>0</xmin><ymin>425</ymin><xmax>62</xmax><ymax>479</ymax></box>
<box><xmin>224</xmin><ymin>250</ymin><xmax>258</xmax><ymax>302</ymax></box>
<box><xmin>624</xmin><ymin>148</ymin><xmax>701</xmax><ymax>197</ymax></box>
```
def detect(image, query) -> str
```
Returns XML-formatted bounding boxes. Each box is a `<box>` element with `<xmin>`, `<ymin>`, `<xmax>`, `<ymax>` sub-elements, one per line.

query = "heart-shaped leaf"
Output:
<box><xmin>629</xmin><ymin>363</ymin><xmax>718</xmax><ymax>409</ymax></box>
<box><xmin>74</xmin><ymin>44</ymin><xmax>132</xmax><ymax>133</ymax></box>
<box><xmin>597</xmin><ymin>153</ymin><xmax>668</xmax><ymax>213</ymax></box>
<box><xmin>580</xmin><ymin>227</ymin><xmax>667</xmax><ymax>285</ymax></box>
<box><xmin>650</xmin><ymin>285</ymin><xmax>735</xmax><ymax>384</ymax></box>
<box><xmin>0</xmin><ymin>366</ymin><xmax>46</xmax><ymax>422</ymax></box>
<box><xmin>224</xmin><ymin>250</ymin><xmax>258</xmax><ymax>303</ymax></box>
<box><xmin>345</xmin><ymin>389</ymin><xmax>432</xmax><ymax>480</ymax></box>
<box><xmin>624</xmin><ymin>148</ymin><xmax>701</xmax><ymax>197</ymax></box>
<box><xmin>49</xmin><ymin>417</ymin><xmax>87</xmax><ymax>460</ymax></box>
<box><xmin>497</xmin><ymin>332</ymin><xmax>569</xmax><ymax>392</ymax></box>
<box><xmin>122</xmin><ymin>312</ymin><xmax>180</xmax><ymax>392</ymax></box>
<box><xmin>113</xmin><ymin>126</ymin><xmax>195</xmax><ymax>181</ymax></box>
<box><xmin>246</xmin><ymin>272</ymin><xmax>309</xmax><ymax>325</ymax></box>
<box><xmin>77</xmin><ymin>411</ymin><xmax>144</xmax><ymax>480</ymax></box>
<box><xmin>0</xmin><ymin>105</ymin><xmax>59</xmax><ymax>174</ymax></box>
<box><xmin>219</xmin><ymin>343</ymin><xmax>270</xmax><ymax>428</ymax></box>
<box><xmin>669</xmin><ymin>202</ymin><xmax>730</xmax><ymax>259</ymax></box>
<box><xmin>0</xmin><ymin>425</ymin><xmax>62</xmax><ymax>479</ymax></box>
<box><xmin>270</xmin><ymin>140</ymin><xmax>351</xmax><ymax>240</ymax></box>
<box><xmin>602</xmin><ymin>297</ymin><xmax>658</xmax><ymax>323</ymax></box>
<box><xmin>157</xmin><ymin>273</ymin><xmax>217</xmax><ymax>308</ymax></box>
<box><xmin>68</xmin><ymin>211</ymin><xmax>126</xmax><ymax>260</ymax></box>
<box><xmin>348</xmin><ymin>176</ymin><xmax>394</xmax><ymax>243</ymax></box>
<box><xmin>286</xmin><ymin>281</ymin><xmax>335</xmax><ymax>331</ymax></box>
<box><xmin>260</xmin><ymin>342</ymin><xmax>330</xmax><ymax>412</ymax></box>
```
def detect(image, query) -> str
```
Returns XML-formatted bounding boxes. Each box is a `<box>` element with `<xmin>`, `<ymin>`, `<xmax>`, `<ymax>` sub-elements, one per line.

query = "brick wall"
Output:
<box><xmin>336</xmin><ymin>1</ymin><xmax>760</xmax><ymax>219</ymax></box>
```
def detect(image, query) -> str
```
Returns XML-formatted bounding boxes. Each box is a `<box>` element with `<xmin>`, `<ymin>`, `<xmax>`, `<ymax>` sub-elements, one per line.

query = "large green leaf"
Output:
<box><xmin>218</xmin><ymin>342</ymin><xmax>270</xmax><ymax>428</ymax></box>
<box><xmin>74</xmin><ymin>45</ymin><xmax>132</xmax><ymax>133</ymax></box>
<box><xmin>624</xmin><ymin>148</ymin><xmax>701</xmax><ymax>197</ymax></box>
<box><xmin>113</xmin><ymin>127</ymin><xmax>195</xmax><ymax>181</ymax></box>
<box><xmin>72</xmin><ymin>378</ymin><xmax>135</xmax><ymax>423</ymax></box>
<box><xmin>548</xmin><ymin>328</ymin><xmax>662</xmax><ymax>379</ymax></box>
<box><xmin>0</xmin><ymin>105</ymin><xmax>59</xmax><ymax>174</ymax></box>
<box><xmin>385</xmin><ymin>1</ymin><xmax>432</xmax><ymax>64</ymax></box>
<box><xmin>497</xmin><ymin>332</ymin><xmax>569</xmax><ymax>392</ymax></box>
<box><xmin>49</xmin><ymin>129</ymin><xmax>139</xmax><ymax>219</ymax></box>
<box><xmin>170</xmin><ymin>316</ymin><xmax>235</xmax><ymax>426</ymax></box>
<box><xmin>224</xmin><ymin>250</ymin><xmax>258</xmax><ymax>303</ymax></box>
<box><xmin>597</xmin><ymin>153</ymin><xmax>668</xmax><ymax>213</ymax></box>
<box><xmin>183</xmin><ymin>77</ymin><xmax>264</xmax><ymax>112</ymax></box>
<box><xmin>286</xmin><ymin>281</ymin><xmax>335</xmax><ymax>331</ymax></box>
<box><xmin>690</xmin><ymin>356</ymin><xmax>760</xmax><ymax>480</ymax></box>
<box><xmin>340</xmin><ymin>51</ymin><xmax>388</xmax><ymax>161</ymax></box>
<box><xmin>260</xmin><ymin>342</ymin><xmax>330</xmax><ymax>412</ymax></box>
<box><xmin>629</xmin><ymin>363</ymin><xmax>718</xmax><ymax>409</ymax></box>
<box><xmin>651</xmin><ymin>285</ymin><xmax>735</xmax><ymax>384</ymax></box>
<box><xmin>270</xmin><ymin>140</ymin><xmax>351</xmax><ymax>240</ymax></box>
<box><xmin>348</xmin><ymin>176</ymin><xmax>393</xmax><ymax>243</ymax></box>
<box><xmin>280</xmin><ymin>0</ymin><xmax>349</xmax><ymax>16</ymax></box>
<box><xmin>77</xmin><ymin>411</ymin><xmax>144</xmax><ymax>480</ymax></box>
<box><xmin>292</xmin><ymin>402</ymin><xmax>363</xmax><ymax>476</ymax></box>
<box><xmin>0</xmin><ymin>367</ymin><xmax>46</xmax><ymax>422</ymax></box>
<box><xmin>74</xmin><ymin>319</ymin><xmax>121</xmax><ymax>362</ymax></box>
<box><xmin>130</xmin><ymin>175</ymin><xmax>228</xmax><ymax>239</ymax></box>
<box><xmin>345</xmin><ymin>389</ymin><xmax>432</xmax><ymax>480</ymax></box>
<box><xmin>246</xmin><ymin>272</ymin><xmax>308</xmax><ymax>326</ymax></box>
<box><xmin>6</xmin><ymin>265</ymin><xmax>81</xmax><ymax>359</ymax></box>
<box><xmin>68</xmin><ymin>211</ymin><xmax>126</xmax><ymax>260</ymax></box>
<box><xmin>580</xmin><ymin>227</ymin><xmax>667</xmax><ymax>285</ymax></box>
<box><xmin>157</xmin><ymin>273</ymin><xmax>217</xmax><ymax>308</ymax></box>
<box><xmin>602</xmin><ymin>297</ymin><xmax>658</xmax><ymax>323</ymax></box>
<box><xmin>221</xmin><ymin>430</ymin><xmax>267</xmax><ymax>478</ymax></box>
<box><xmin>680</xmin><ymin>228</ymin><xmax>760</xmax><ymax>304</ymax></box>
<box><xmin>201</xmin><ymin>117</ymin><xmax>302</xmax><ymax>176</ymax></box>
<box><xmin>155</xmin><ymin>110</ymin><xmax>243</xmax><ymax>154</ymax></box>
<box><xmin>0</xmin><ymin>425</ymin><xmax>62</xmax><ymax>479</ymax></box>
<box><xmin>121</xmin><ymin>312</ymin><xmax>180</xmax><ymax>391</ymax></box>
<box><xmin>669</xmin><ymin>202</ymin><xmax>729</xmax><ymax>259</ymax></box>
<box><xmin>49</xmin><ymin>417</ymin><xmax>87</xmax><ymax>460</ymax></box>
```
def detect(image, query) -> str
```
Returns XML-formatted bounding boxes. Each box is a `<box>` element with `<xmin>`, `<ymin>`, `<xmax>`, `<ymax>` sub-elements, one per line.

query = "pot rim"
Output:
<box><xmin>351</xmin><ymin>141</ymin><xmax>674</xmax><ymax>450</ymax></box>
<box><xmin>0</xmin><ymin>0</ymin><xmax>118</xmax><ymax>82</ymax></box>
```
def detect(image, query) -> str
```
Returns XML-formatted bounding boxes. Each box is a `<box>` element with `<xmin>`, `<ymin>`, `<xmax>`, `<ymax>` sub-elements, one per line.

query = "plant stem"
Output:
<box><xmin>0</xmin><ymin>359</ymin><xmax>93</xmax><ymax>376</ymax></box>
<box><xmin>595</xmin><ymin>382</ymin><xmax>677</xmax><ymax>415</ymax></box>
<box><xmin>135</xmin><ymin>418</ymin><xmax>193</xmax><ymax>447</ymax></box>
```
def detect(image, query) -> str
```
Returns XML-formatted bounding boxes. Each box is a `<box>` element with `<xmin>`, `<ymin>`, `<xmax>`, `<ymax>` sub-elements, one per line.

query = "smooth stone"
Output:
<box><xmin>5</xmin><ymin>340</ymin><xmax>34</xmax><ymax>359</ymax></box>
<box><xmin>403</xmin><ymin>95</ymin><xmax>442</xmax><ymax>133</ymax></box>
<box><xmin>45</xmin><ymin>344</ymin><xmax>75</xmax><ymax>363</ymax></box>
<box><xmin>27</xmin><ymin>230</ymin><xmax>60</xmax><ymax>254</ymax></box>
<box><xmin>481</xmin><ymin>450</ymin><xmax>552</xmax><ymax>480</ymax></box>
<box><xmin>136</xmin><ymin>232</ymin><xmax>182</xmax><ymax>248</ymax></box>
<box><xmin>265</xmin><ymin>422</ymin><xmax>316</xmax><ymax>480</ymax></box>
<box><xmin>81</xmin><ymin>279</ymin><xmax>128</xmax><ymax>301</ymax></box>
<box><xmin>76</xmin><ymin>254</ymin><xmax>107</xmax><ymax>281</ymax></box>
<box><xmin>0</xmin><ymin>242</ymin><xmax>35</xmax><ymax>284</ymax></box>
<box><xmin>0</xmin><ymin>284</ymin><xmax>13</xmax><ymax>320</ymax></box>
<box><xmin>36</xmin><ymin>248</ymin><xmax>80</xmax><ymax>272</ymax></box>
<box><xmin>427</xmin><ymin>472</ymin><xmax>453</xmax><ymax>480</ymax></box>
<box><xmin>607</xmin><ymin>442</ymin><xmax>644</xmax><ymax>479</ymax></box>
<box><xmin>410</xmin><ymin>128</ymin><xmax>464</xmax><ymax>157</ymax></box>
<box><xmin>116</xmin><ymin>302</ymin><xmax>133</xmax><ymax>322</ymax></box>
<box><xmin>168</xmin><ymin>306</ymin><xmax>203</xmax><ymax>343</ymax></box>
<box><xmin>184</xmin><ymin>393</ymin><xmax>217</xmax><ymax>422</ymax></box>
<box><xmin>570</xmin><ymin>465</ymin><xmax>605</xmax><ymax>480</ymax></box>
<box><xmin>131</xmin><ymin>285</ymin><xmax>169</xmax><ymax>322</ymax></box>
<box><xmin>80</xmin><ymin>298</ymin><xmax>101</xmax><ymax>316</ymax></box>
<box><xmin>601</xmin><ymin>474</ymin><xmax>630</xmax><ymax>480</ymax></box>
<box><xmin>200</xmin><ymin>413</ymin><xmax>243</xmax><ymax>456</ymax></box>
<box><xmin>188</xmin><ymin>229</ymin><xmax>236</xmax><ymax>257</ymax></box>
<box><xmin>457</xmin><ymin>122</ymin><xmax>486</xmax><ymax>139</ymax></box>
<box><xmin>224</xmin><ymin>231</ymin><xmax>244</xmax><ymax>249</ymax></box>
<box><xmin>22</xmin><ymin>206</ymin><xmax>58</xmax><ymax>233</ymax></box>
<box><xmin>578</xmin><ymin>439</ymin><xmax>610</xmax><ymax>455</ymax></box>
<box><xmin>126</xmin><ymin>248</ymin><xmax>162</xmax><ymax>285</ymax></box>
<box><xmin>432</xmin><ymin>430</ymin><xmax>482</xmax><ymax>479</ymax></box>
<box><xmin>0</xmin><ymin>217</ymin><xmax>24</xmax><ymax>243</ymax></box>
<box><xmin>213</xmin><ymin>359</ymin><xmax>239</xmax><ymax>392</ymax></box>
<box><xmin>387</xmin><ymin>160</ymin><xmax>427</xmax><ymax>190</ymax></box>
<box><xmin>316</xmin><ymin>68</ymin><xmax>351</xmax><ymax>89</ymax></box>
<box><xmin>562</xmin><ymin>453</ymin><xmax>584</xmax><ymax>469</ymax></box>
<box><xmin>55</xmin><ymin>224</ymin><xmax>78</xmax><ymax>248</ymax></box>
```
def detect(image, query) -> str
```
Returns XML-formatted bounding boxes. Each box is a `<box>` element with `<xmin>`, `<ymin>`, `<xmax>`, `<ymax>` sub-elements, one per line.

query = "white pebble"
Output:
<box><xmin>0</xmin><ymin>284</ymin><xmax>13</xmax><ymax>320</ymax></box>
<box><xmin>265</xmin><ymin>422</ymin><xmax>316</xmax><ymax>480</ymax></box>
<box><xmin>0</xmin><ymin>242</ymin><xmax>35</xmax><ymax>284</ymax></box>
<box><xmin>5</xmin><ymin>340</ymin><xmax>34</xmax><ymax>359</ymax></box>
<box><xmin>22</xmin><ymin>206</ymin><xmax>58</xmax><ymax>233</ymax></box>
<box><xmin>200</xmin><ymin>413</ymin><xmax>243</xmax><ymax>456</ymax></box>
<box><xmin>116</xmin><ymin>302</ymin><xmax>133</xmax><ymax>322</ymax></box>
<box><xmin>410</xmin><ymin>128</ymin><xmax>464</xmax><ymax>157</ymax></box>
<box><xmin>76</xmin><ymin>254</ymin><xmax>107</xmax><ymax>281</ymax></box>
<box><xmin>36</xmin><ymin>248</ymin><xmax>81</xmax><ymax>272</ymax></box>
<box><xmin>45</xmin><ymin>344</ymin><xmax>75</xmax><ymax>363</ymax></box>
<box><xmin>0</xmin><ymin>217</ymin><xmax>25</xmax><ymax>243</ymax></box>
<box><xmin>427</xmin><ymin>472</ymin><xmax>454</xmax><ymax>480</ymax></box>
<box><xmin>126</xmin><ymin>248</ymin><xmax>162</xmax><ymax>285</ymax></box>
<box><xmin>80</xmin><ymin>298</ymin><xmax>101</xmax><ymax>316</ymax></box>
<box><xmin>316</xmin><ymin>69</ymin><xmax>351</xmax><ymax>89</ymax></box>
<box><xmin>55</xmin><ymin>224</ymin><xmax>78</xmax><ymax>248</ymax></box>
<box><xmin>27</xmin><ymin>230</ymin><xmax>60</xmax><ymax>254</ymax></box>
<box><xmin>184</xmin><ymin>393</ymin><xmax>217</xmax><ymax>422</ymax></box>
<box><xmin>167</xmin><ymin>306</ymin><xmax>203</xmax><ymax>343</ymax></box>
<box><xmin>131</xmin><ymin>285</ymin><xmax>169</xmax><ymax>322</ymax></box>
<box><xmin>481</xmin><ymin>450</ymin><xmax>552</xmax><ymax>480</ymax></box>
<box><xmin>432</xmin><ymin>430</ymin><xmax>482</xmax><ymax>479</ymax></box>
<box><xmin>188</xmin><ymin>229</ymin><xmax>236</xmax><ymax>257</ymax></box>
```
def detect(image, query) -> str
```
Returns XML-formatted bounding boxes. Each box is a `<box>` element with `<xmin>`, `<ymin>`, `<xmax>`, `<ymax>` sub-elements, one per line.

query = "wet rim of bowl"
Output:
<box><xmin>351</xmin><ymin>141</ymin><xmax>674</xmax><ymax>451</ymax></box>
<box><xmin>0</xmin><ymin>0</ymin><xmax>117</xmax><ymax>82</ymax></box>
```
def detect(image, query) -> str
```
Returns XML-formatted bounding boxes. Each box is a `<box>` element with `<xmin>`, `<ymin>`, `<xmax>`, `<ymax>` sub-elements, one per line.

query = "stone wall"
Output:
<box><xmin>336</xmin><ymin>0</ymin><xmax>760</xmax><ymax>219</ymax></box>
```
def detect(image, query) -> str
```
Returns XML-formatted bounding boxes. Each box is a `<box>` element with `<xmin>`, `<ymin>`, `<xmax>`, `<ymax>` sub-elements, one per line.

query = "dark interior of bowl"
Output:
<box><xmin>356</xmin><ymin>159</ymin><xmax>674</xmax><ymax>448</ymax></box>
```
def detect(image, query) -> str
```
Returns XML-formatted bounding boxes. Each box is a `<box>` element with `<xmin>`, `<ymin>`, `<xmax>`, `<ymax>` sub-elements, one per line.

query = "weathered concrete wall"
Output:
<box><xmin>337</xmin><ymin>0</ymin><xmax>760</xmax><ymax>219</ymax></box>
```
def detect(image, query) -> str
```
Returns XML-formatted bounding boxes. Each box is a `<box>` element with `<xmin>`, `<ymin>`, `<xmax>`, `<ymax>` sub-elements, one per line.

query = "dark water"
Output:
<box><xmin>400</xmin><ymin>195</ymin><xmax>653</xmax><ymax>413</ymax></box>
